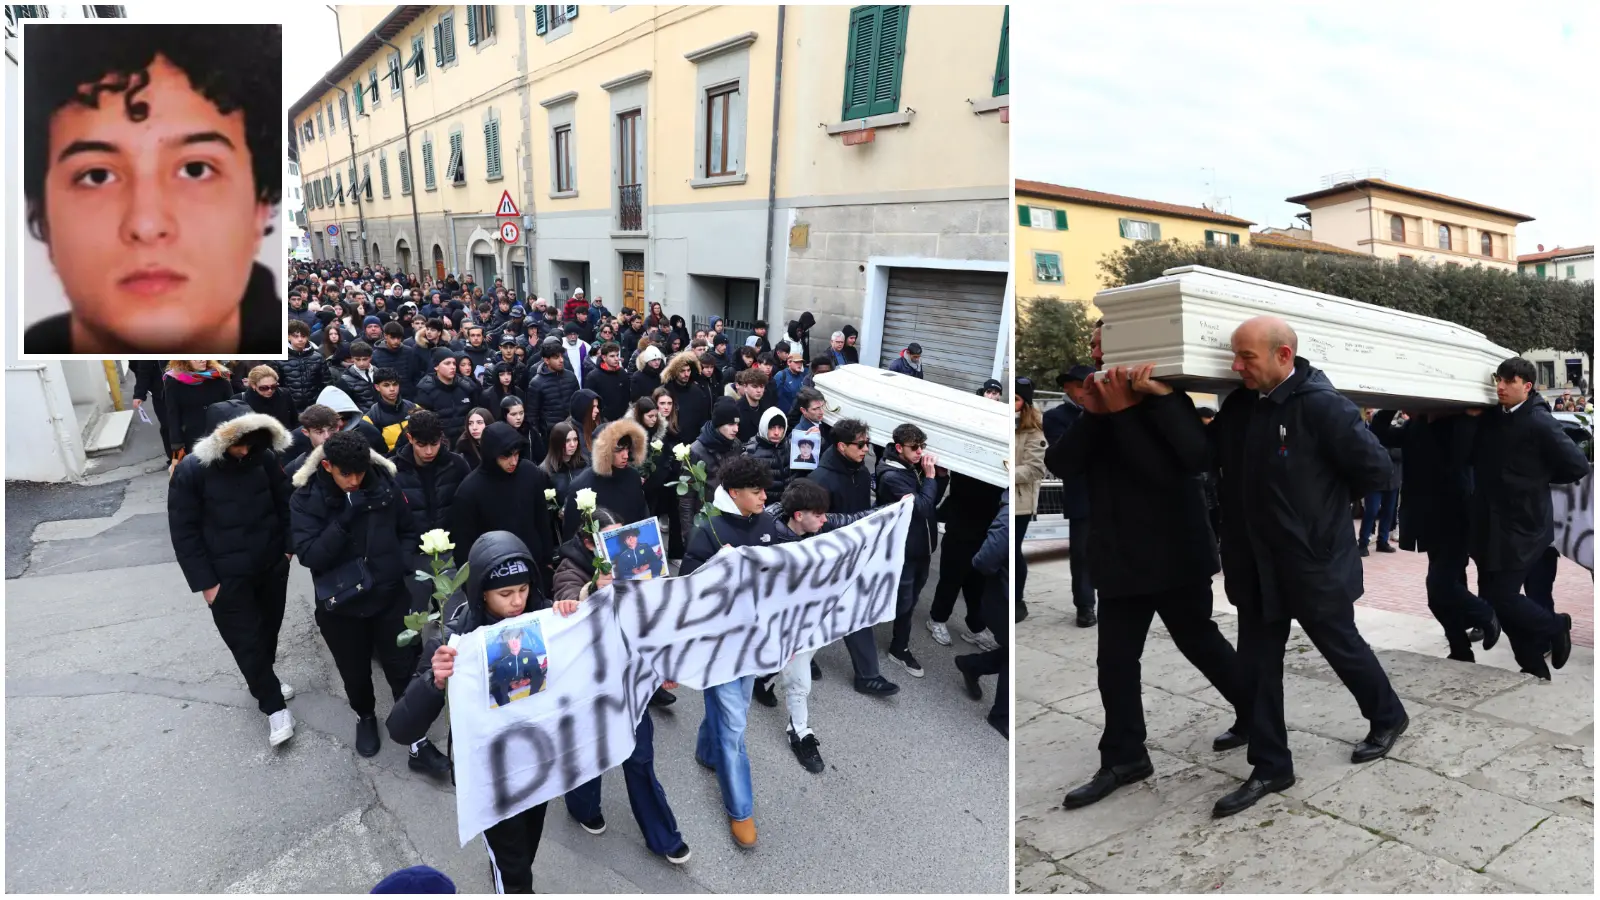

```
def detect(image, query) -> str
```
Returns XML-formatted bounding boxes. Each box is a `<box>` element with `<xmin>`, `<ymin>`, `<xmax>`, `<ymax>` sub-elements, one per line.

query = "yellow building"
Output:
<box><xmin>1013</xmin><ymin>180</ymin><xmax>1254</xmax><ymax>316</ymax></box>
<box><xmin>292</xmin><ymin>5</ymin><xmax>1011</xmax><ymax>388</ymax></box>
<box><xmin>1284</xmin><ymin>178</ymin><xmax>1532</xmax><ymax>272</ymax></box>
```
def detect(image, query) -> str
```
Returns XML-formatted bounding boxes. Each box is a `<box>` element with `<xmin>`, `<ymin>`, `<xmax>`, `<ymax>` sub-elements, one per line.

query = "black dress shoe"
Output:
<box><xmin>1212</xmin><ymin>727</ymin><xmax>1248</xmax><ymax>752</ymax></box>
<box><xmin>355</xmin><ymin>714</ymin><xmax>381</xmax><ymax>758</ymax></box>
<box><xmin>1076</xmin><ymin>609</ymin><xmax>1097</xmax><ymax>628</ymax></box>
<box><xmin>1375</xmin><ymin>543</ymin><xmax>1396</xmax><ymax>553</ymax></box>
<box><xmin>1358</xmin><ymin>545</ymin><xmax>1370</xmax><ymax>558</ymax></box>
<box><xmin>1446</xmin><ymin>650</ymin><xmax>1477</xmax><ymax>663</ymax></box>
<box><xmin>1351</xmin><ymin>714</ymin><xmax>1409</xmax><ymax>763</ymax></box>
<box><xmin>1015</xmin><ymin>601</ymin><xmax>1029</xmax><ymax>624</ymax></box>
<box><xmin>1551</xmin><ymin>614</ymin><xmax>1573</xmax><ymax>670</ymax></box>
<box><xmin>408</xmin><ymin>739</ymin><xmax>451</xmax><ymax>777</ymax></box>
<box><xmin>961</xmin><ymin>667</ymin><xmax>983</xmax><ymax>701</ymax></box>
<box><xmin>811</xmin><ymin>659</ymin><xmax>822</xmax><ymax>680</ymax></box>
<box><xmin>1480</xmin><ymin>616</ymin><xmax>1501</xmax><ymax>652</ymax></box>
<box><xmin>753</xmin><ymin>676</ymin><xmax>778</xmax><ymax>707</ymax></box>
<box><xmin>1212</xmin><ymin>774</ymin><xmax>1295</xmax><ymax>818</ymax></box>
<box><xmin>1062</xmin><ymin>758</ymin><xmax>1154</xmax><ymax>810</ymax></box>
<box><xmin>649</xmin><ymin>687</ymin><xmax>678</xmax><ymax>708</ymax></box>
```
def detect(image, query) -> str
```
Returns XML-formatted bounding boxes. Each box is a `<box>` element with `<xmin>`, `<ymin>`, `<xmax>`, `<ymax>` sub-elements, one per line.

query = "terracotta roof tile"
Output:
<box><xmin>1284</xmin><ymin>179</ymin><xmax>1535</xmax><ymax>223</ymax></box>
<box><xmin>1015</xmin><ymin>180</ymin><xmax>1256</xmax><ymax>227</ymax></box>
<box><xmin>1248</xmin><ymin>232</ymin><xmax>1367</xmax><ymax>257</ymax></box>
<box><xmin>1516</xmin><ymin>245</ymin><xmax>1594</xmax><ymax>264</ymax></box>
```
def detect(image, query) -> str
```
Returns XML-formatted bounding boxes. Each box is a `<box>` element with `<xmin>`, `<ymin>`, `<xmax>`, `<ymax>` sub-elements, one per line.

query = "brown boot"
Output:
<box><xmin>729</xmin><ymin>816</ymin><xmax>757</xmax><ymax>848</ymax></box>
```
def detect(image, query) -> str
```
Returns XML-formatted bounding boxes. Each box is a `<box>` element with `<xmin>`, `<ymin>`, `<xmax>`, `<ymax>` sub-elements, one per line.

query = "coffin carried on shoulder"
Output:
<box><xmin>812</xmin><ymin>365</ymin><xmax>1009</xmax><ymax>487</ymax></box>
<box><xmin>1097</xmin><ymin>265</ymin><xmax>1514</xmax><ymax>409</ymax></box>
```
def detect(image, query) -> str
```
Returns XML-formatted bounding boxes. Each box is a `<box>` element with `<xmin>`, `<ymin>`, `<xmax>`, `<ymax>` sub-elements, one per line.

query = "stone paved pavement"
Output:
<box><xmin>1016</xmin><ymin>548</ymin><xmax>1595</xmax><ymax>894</ymax></box>
<box><xmin>4</xmin><ymin>432</ymin><xmax>1008</xmax><ymax>894</ymax></box>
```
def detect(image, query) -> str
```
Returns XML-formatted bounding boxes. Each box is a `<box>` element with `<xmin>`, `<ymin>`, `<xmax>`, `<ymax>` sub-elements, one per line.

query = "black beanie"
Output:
<box><xmin>432</xmin><ymin>347</ymin><xmax>456</xmax><ymax>368</ymax></box>
<box><xmin>482</xmin><ymin>556</ymin><xmax>534</xmax><ymax>592</ymax></box>
<box><xmin>1015</xmin><ymin>376</ymin><xmax>1036</xmax><ymax>406</ymax></box>
<box><xmin>712</xmin><ymin>397</ymin><xmax>739</xmax><ymax>429</ymax></box>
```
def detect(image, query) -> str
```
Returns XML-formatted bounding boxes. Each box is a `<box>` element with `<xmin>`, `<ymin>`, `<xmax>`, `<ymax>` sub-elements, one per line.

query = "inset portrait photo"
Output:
<box><xmin>599</xmin><ymin>518</ymin><xmax>667</xmax><ymax>582</ymax></box>
<box><xmin>790</xmin><ymin>425</ymin><xmax>820</xmax><ymax>471</ymax></box>
<box><xmin>484</xmin><ymin>619</ymin><xmax>549</xmax><ymax>710</ymax></box>
<box><xmin>18</xmin><ymin>22</ymin><xmax>286</xmax><ymax>357</ymax></box>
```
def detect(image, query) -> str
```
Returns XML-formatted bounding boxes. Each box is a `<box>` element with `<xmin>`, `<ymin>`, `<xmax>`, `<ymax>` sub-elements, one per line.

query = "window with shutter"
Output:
<box><xmin>412</xmin><ymin>35</ymin><xmax>426</xmax><ymax>80</ymax></box>
<box><xmin>353</xmin><ymin>80</ymin><xmax>365</xmax><ymax>114</ymax></box>
<box><xmin>442</xmin><ymin>14</ymin><xmax>456</xmax><ymax>62</ymax></box>
<box><xmin>324</xmin><ymin>176</ymin><xmax>333</xmax><ymax>204</ymax></box>
<box><xmin>467</xmin><ymin>6</ymin><xmax>477</xmax><ymax>44</ymax></box>
<box><xmin>448</xmin><ymin>132</ymin><xmax>465</xmax><ymax>185</ymax></box>
<box><xmin>339</xmin><ymin>94</ymin><xmax>349</xmax><ymax>125</ymax></box>
<box><xmin>1054</xmin><ymin>209</ymin><xmax>1068</xmax><ymax>231</ymax></box>
<box><xmin>326</xmin><ymin>103</ymin><xmax>335</xmax><ymax>133</ymax></box>
<box><xmin>1119</xmin><ymin>218</ymin><xmax>1158</xmax><ymax>241</ymax></box>
<box><xmin>336</xmin><ymin>172</ymin><xmax>344</xmax><ymax>205</ymax></box>
<box><xmin>485</xmin><ymin>118</ymin><xmax>502</xmax><ymax>179</ymax></box>
<box><xmin>389</xmin><ymin>54</ymin><xmax>401</xmax><ymax>94</ymax></box>
<box><xmin>363</xmin><ymin>164</ymin><xmax>373</xmax><ymax>201</ymax></box>
<box><xmin>841</xmin><ymin>6</ymin><xmax>909</xmax><ymax>119</ymax></box>
<box><xmin>422</xmin><ymin>138</ymin><xmax>436</xmax><ymax>190</ymax></box>
<box><xmin>434</xmin><ymin>22</ymin><xmax>444</xmax><ymax>66</ymax></box>
<box><xmin>316</xmin><ymin>108</ymin><xmax>324</xmax><ymax>137</ymax></box>
<box><xmin>398</xmin><ymin>149</ymin><xmax>412</xmax><ymax>195</ymax></box>
<box><xmin>484</xmin><ymin>6</ymin><xmax>496</xmax><ymax>37</ymax></box>
<box><xmin>380</xmin><ymin>154</ymin><xmax>390</xmax><ymax>197</ymax></box>
<box><xmin>369</xmin><ymin>68</ymin><xmax>380</xmax><ymax>106</ymax></box>
<box><xmin>1033</xmin><ymin>252</ymin><xmax>1063</xmax><ymax>284</ymax></box>
<box><xmin>992</xmin><ymin>7</ymin><xmax>1008</xmax><ymax>97</ymax></box>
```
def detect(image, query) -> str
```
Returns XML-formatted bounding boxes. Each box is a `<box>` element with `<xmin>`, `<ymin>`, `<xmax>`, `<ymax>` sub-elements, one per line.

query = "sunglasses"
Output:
<box><xmin>256</xmin><ymin>384</ymin><xmax>277</xmax><ymax>393</ymax></box>
<box><xmin>846</xmin><ymin>440</ymin><xmax>871</xmax><ymax>449</ymax></box>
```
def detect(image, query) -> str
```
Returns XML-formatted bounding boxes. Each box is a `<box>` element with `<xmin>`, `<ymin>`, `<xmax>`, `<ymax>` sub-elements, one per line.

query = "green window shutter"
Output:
<box><xmin>442</xmin><ymin>15</ymin><xmax>455</xmax><ymax>62</ymax></box>
<box><xmin>1150</xmin><ymin>222</ymin><xmax>1162</xmax><ymax>240</ymax></box>
<box><xmin>370</xmin><ymin>69</ymin><xmax>379</xmax><ymax>104</ymax></box>
<box><xmin>1537</xmin><ymin>263</ymin><xmax>1546</xmax><ymax>278</ymax></box>
<box><xmin>1118</xmin><ymin>218</ymin><xmax>1130</xmax><ymax>239</ymax></box>
<box><xmin>535</xmin><ymin>5</ymin><xmax>547</xmax><ymax>35</ymax></box>
<box><xmin>353</xmin><ymin>81</ymin><xmax>364</xmax><ymax>114</ymax></box>
<box><xmin>567</xmin><ymin>5</ymin><xmax>579</xmax><ymax>20</ymax></box>
<box><xmin>1054</xmin><ymin>208</ymin><xmax>1068</xmax><ymax>231</ymax></box>
<box><xmin>399</xmin><ymin>149</ymin><xmax>411</xmax><ymax>194</ymax></box>
<box><xmin>423</xmin><ymin>140</ymin><xmax>435</xmax><ymax>189</ymax></box>
<box><xmin>868</xmin><ymin>5</ymin><xmax>908</xmax><ymax>117</ymax></box>
<box><xmin>1230</xmin><ymin>233</ymin><xmax>1240</xmax><ymax>246</ymax></box>
<box><xmin>434</xmin><ymin>22</ymin><xmax>444</xmax><ymax>65</ymax></box>
<box><xmin>485</xmin><ymin>6</ymin><xmax>495</xmax><ymax>35</ymax></box>
<box><xmin>993</xmin><ymin>6</ymin><xmax>1008</xmax><ymax>97</ymax></box>
<box><xmin>379</xmin><ymin>155</ymin><xmax>390</xmax><ymax>197</ymax></box>
<box><xmin>467</xmin><ymin>6</ymin><xmax>478</xmax><ymax>45</ymax></box>
<box><xmin>485</xmin><ymin>119</ymin><xmax>501</xmax><ymax>179</ymax></box>
<box><xmin>842</xmin><ymin>6</ymin><xmax>878</xmax><ymax>119</ymax></box>
<box><xmin>1567</xmin><ymin>265</ymin><xmax>1575</xmax><ymax>278</ymax></box>
<box><xmin>1205</xmin><ymin>229</ymin><xmax>1215</xmax><ymax>245</ymax></box>
<box><xmin>1017</xmin><ymin>203</ymin><xmax>1028</xmax><ymax>226</ymax></box>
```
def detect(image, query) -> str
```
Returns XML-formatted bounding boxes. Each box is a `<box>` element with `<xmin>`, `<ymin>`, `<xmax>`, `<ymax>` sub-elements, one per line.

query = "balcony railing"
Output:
<box><xmin>619</xmin><ymin>183</ymin><xmax>642</xmax><ymax>232</ymax></box>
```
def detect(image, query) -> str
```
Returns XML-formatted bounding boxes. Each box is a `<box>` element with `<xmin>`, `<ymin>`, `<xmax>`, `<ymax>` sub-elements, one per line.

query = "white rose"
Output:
<box><xmin>419</xmin><ymin>528</ymin><xmax>455</xmax><ymax>555</ymax></box>
<box><xmin>651</xmin><ymin>440</ymin><xmax>664</xmax><ymax>452</ymax></box>
<box><xmin>575</xmin><ymin>488</ymin><xmax>598</xmax><ymax>512</ymax></box>
<box><xmin>673</xmin><ymin>444</ymin><xmax>692</xmax><ymax>462</ymax></box>
<box><xmin>544</xmin><ymin>488</ymin><xmax>557</xmax><ymax>502</ymax></box>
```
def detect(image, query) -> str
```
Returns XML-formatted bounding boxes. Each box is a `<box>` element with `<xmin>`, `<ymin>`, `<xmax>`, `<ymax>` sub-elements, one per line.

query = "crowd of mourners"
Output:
<box><xmin>156</xmin><ymin>259</ymin><xmax>1009</xmax><ymax>893</ymax></box>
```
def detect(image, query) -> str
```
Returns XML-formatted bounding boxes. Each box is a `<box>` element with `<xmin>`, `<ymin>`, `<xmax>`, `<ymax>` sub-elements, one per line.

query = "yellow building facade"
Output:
<box><xmin>293</xmin><ymin>5</ymin><xmax>1011</xmax><ymax>389</ymax></box>
<box><xmin>1014</xmin><ymin>181</ymin><xmax>1254</xmax><ymax>316</ymax></box>
<box><xmin>1284</xmin><ymin>179</ymin><xmax>1531</xmax><ymax>272</ymax></box>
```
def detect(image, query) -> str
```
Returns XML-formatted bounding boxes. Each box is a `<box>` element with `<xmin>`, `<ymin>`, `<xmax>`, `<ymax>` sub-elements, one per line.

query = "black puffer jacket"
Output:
<box><xmin>391</xmin><ymin>442</ymin><xmax>471</xmax><ymax>533</ymax></box>
<box><xmin>414</xmin><ymin>373</ymin><xmax>480</xmax><ymax>444</ymax></box>
<box><xmin>386</xmin><ymin>531</ymin><xmax>549</xmax><ymax>756</ymax></box>
<box><xmin>680</xmin><ymin>419</ymin><xmax>745</xmax><ymax>537</ymax></box>
<box><xmin>274</xmin><ymin>345</ymin><xmax>328</xmax><ymax>412</ymax></box>
<box><xmin>168</xmin><ymin>408</ymin><xmax>295</xmax><ymax>591</ymax></box>
<box><xmin>1468</xmin><ymin>393</ymin><xmax>1590</xmax><ymax>573</ymax></box>
<box><xmin>1208</xmin><ymin>359</ymin><xmax>1392</xmax><ymax>622</ymax></box>
<box><xmin>371</xmin><ymin>341</ymin><xmax>421</xmax><ymax>399</ymax></box>
<box><xmin>743</xmin><ymin>408</ymin><xmax>792</xmax><ymax>497</ymax></box>
<box><xmin>288</xmin><ymin>442</ymin><xmax>421</xmax><ymax>617</ymax></box>
<box><xmin>562</xmin><ymin>420</ymin><xmax>652</xmax><ymax>540</ymax></box>
<box><xmin>449</xmin><ymin>423</ymin><xmax>557</xmax><ymax>593</ymax></box>
<box><xmin>807</xmin><ymin>445</ymin><xmax>873</xmax><ymax>515</ymax></box>
<box><xmin>681</xmin><ymin>487</ymin><xmax>785</xmax><ymax>576</ymax></box>
<box><xmin>526</xmin><ymin>361</ymin><xmax>581</xmax><ymax>435</ymax></box>
<box><xmin>874</xmin><ymin>454</ymin><xmax>948</xmax><ymax>559</ymax></box>
<box><xmin>585</xmin><ymin>361</ymin><xmax>632</xmax><ymax>423</ymax></box>
<box><xmin>337</xmin><ymin>365</ymin><xmax>381</xmax><ymax>412</ymax></box>
<box><xmin>663</xmin><ymin>352</ymin><xmax>715</xmax><ymax>441</ymax></box>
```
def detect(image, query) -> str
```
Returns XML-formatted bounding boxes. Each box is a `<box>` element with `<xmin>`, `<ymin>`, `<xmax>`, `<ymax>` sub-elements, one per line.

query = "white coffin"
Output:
<box><xmin>812</xmin><ymin>365</ymin><xmax>1010</xmax><ymax>487</ymax></box>
<box><xmin>1096</xmin><ymin>265</ymin><xmax>1514</xmax><ymax>409</ymax></box>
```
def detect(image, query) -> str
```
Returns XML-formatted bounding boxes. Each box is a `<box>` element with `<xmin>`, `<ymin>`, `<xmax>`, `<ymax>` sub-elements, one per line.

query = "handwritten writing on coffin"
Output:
<box><xmin>447</xmin><ymin>497</ymin><xmax>914</xmax><ymax>845</ymax></box>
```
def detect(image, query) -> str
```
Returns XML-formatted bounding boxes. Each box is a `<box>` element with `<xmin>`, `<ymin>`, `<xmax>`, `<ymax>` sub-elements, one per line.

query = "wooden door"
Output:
<box><xmin>622</xmin><ymin>270</ymin><xmax>645</xmax><ymax>314</ymax></box>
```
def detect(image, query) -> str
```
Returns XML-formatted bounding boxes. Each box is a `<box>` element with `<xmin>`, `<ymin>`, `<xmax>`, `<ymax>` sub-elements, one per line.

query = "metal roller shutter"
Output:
<box><xmin>879</xmin><ymin>268</ymin><xmax>1006</xmax><ymax>390</ymax></box>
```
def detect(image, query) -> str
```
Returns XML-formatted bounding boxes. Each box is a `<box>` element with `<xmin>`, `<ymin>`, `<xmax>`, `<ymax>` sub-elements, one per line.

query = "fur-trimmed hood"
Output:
<box><xmin>289</xmin><ymin>441</ymin><xmax>398</xmax><ymax>489</ymax></box>
<box><xmin>191</xmin><ymin>411</ymin><xmax>292</xmax><ymax>466</ymax></box>
<box><xmin>592</xmin><ymin>419</ymin><xmax>647</xmax><ymax>476</ymax></box>
<box><xmin>661</xmin><ymin>350</ymin><xmax>700</xmax><ymax>385</ymax></box>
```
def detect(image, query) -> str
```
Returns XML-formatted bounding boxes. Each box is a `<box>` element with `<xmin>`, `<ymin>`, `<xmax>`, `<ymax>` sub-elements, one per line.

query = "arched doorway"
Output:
<box><xmin>397</xmin><ymin>238</ymin><xmax>411</xmax><ymax>280</ymax></box>
<box><xmin>469</xmin><ymin>239</ymin><xmax>497</xmax><ymax>289</ymax></box>
<box><xmin>432</xmin><ymin>244</ymin><xmax>446</xmax><ymax>283</ymax></box>
<box><xmin>372</xmin><ymin>242</ymin><xmax>381</xmax><ymax>266</ymax></box>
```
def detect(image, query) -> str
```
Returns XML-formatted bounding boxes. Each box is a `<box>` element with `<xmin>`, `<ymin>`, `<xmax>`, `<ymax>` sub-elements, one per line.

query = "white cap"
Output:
<box><xmin>572</xmin><ymin>287</ymin><xmax>584</xmax><ymax>297</ymax></box>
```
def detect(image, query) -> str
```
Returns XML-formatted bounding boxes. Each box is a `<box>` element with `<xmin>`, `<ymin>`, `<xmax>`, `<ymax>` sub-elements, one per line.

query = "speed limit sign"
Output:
<box><xmin>499</xmin><ymin>221</ymin><xmax>520</xmax><ymax>243</ymax></box>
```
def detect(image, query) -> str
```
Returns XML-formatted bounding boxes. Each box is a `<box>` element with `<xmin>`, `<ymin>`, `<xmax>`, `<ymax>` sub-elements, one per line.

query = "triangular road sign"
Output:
<box><xmin>496</xmin><ymin>190</ymin><xmax>519</xmax><ymax>217</ymax></box>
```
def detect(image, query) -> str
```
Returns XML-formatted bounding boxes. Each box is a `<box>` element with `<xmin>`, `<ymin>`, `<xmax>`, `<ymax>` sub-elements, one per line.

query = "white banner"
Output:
<box><xmin>445</xmin><ymin>497</ymin><xmax>914</xmax><ymax>845</ymax></box>
<box><xmin>1552</xmin><ymin>467</ymin><xmax>1594</xmax><ymax>572</ymax></box>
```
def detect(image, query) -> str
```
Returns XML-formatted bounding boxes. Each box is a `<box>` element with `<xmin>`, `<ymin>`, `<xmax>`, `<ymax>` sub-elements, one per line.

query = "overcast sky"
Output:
<box><xmin>1015</xmin><ymin>0</ymin><xmax>1594</xmax><ymax>253</ymax></box>
<box><xmin>283</xmin><ymin>9</ymin><xmax>343</xmax><ymax>107</ymax></box>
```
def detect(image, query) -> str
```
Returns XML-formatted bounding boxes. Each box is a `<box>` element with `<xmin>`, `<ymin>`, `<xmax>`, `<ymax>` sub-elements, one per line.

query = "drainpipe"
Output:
<box><xmin>448</xmin><ymin>212</ymin><xmax>460</xmax><ymax>276</ymax></box>
<box><xmin>322</xmin><ymin>77</ymin><xmax>367</xmax><ymax>267</ymax></box>
<box><xmin>327</xmin><ymin>5</ymin><xmax>342</xmax><ymax>55</ymax></box>
<box><xmin>380</xmin><ymin>36</ymin><xmax>426</xmax><ymax>284</ymax></box>
<box><xmin>1362</xmin><ymin>185</ymin><xmax>1375</xmax><ymax>258</ymax></box>
<box><xmin>759</xmin><ymin>5</ymin><xmax>786</xmax><ymax>321</ymax></box>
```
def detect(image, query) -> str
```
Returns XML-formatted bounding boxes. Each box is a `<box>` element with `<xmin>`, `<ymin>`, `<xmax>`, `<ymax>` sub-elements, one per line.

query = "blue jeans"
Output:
<box><xmin>1359</xmin><ymin>490</ymin><xmax>1398</xmax><ymax>546</ymax></box>
<box><xmin>563</xmin><ymin>710</ymin><xmax>683</xmax><ymax>855</ymax></box>
<box><xmin>695</xmin><ymin>676</ymin><xmax>755</xmax><ymax>820</ymax></box>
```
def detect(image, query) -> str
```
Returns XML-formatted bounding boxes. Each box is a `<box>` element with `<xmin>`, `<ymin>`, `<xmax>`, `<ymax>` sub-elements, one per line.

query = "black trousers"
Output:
<box><xmin>1480</xmin><ymin>561</ymin><xmax>1562</xmax><ymax>679</ymax></box>
<box><xmin>890</xmin><ymin>555</ymin><xmax>932</xmax><ymax>654</ymax></box>
<box><xmin>1015</xmin><ymin>513</ymin><xmax>1033</xmax><ymax>607</ymax></box>
<box><xmin>1236</xmin><ymin>605</ymin><xmax>1406</xmax><ymax>780</ymax></box>
<box><xmin>930</xmin><ymin>532</ymin><xmax>987</xmax><ymax>632</ymax></box>
<box><xmin>1096</xmin><ymin>583</ymin><xmax>1246</xmax><ymax>768</ymax></box>
<box><xmin>1424</xmin><ymin>544</ymin><xmax>1496</xmax><ymax>658</ymax></box>
<box><xmin>1068</xmin><ymin>517</ymin><xmax>1096</xmax><ymax>613</ymax></box>
<box><xmin>956</xmin><ymin>572</ymin><xmax>1011</xmax><ymax>729</ymax></box>
<box><xmin>210</xmin><ymin>556</ymin><xmax>291</xmax><ymax>715</ymax></box>
<box><xmin>314</xmin><ymin>588</ymin><xmax>420</xmax><ymax>718</ymax></box>
<box><xmin>484</xmin><ymin>802</ymin><xmax>549</xmax><ymax>893</ymax></box>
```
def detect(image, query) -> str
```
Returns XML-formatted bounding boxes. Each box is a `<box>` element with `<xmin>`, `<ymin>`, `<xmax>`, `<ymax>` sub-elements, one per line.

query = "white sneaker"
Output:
<box><xmin>269</xmin><ymin>709</ymin><xmax>295</xmax><ymax>747</ymax></box>
<box><xmin>279</xmin><ymin>682</ymin><xmax>295</xmax><ymax>701</ymax></box>
<box><xmin>962</xmin><ymin>629</ymin><xmax>1000</xmax><ymax>652</ymax></box>
<box><xmin>926</xmin><ymin>620</ymin><xmax>952</xmax><ymax>646</ymax></box>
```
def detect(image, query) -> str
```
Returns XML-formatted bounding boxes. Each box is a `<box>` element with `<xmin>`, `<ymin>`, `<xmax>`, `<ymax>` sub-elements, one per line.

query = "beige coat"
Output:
<box><xmin>1014</xmin><ymin>424</ymin><xmax>1049</xmax><ymax>516</ymax></box>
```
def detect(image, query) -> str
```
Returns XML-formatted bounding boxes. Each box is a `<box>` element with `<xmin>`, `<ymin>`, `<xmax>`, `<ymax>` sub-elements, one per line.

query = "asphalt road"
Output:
<box><xmin>4</xmin><ymin>465</ymin><xmax>1009</xmax><ymax>893</ymax></box>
